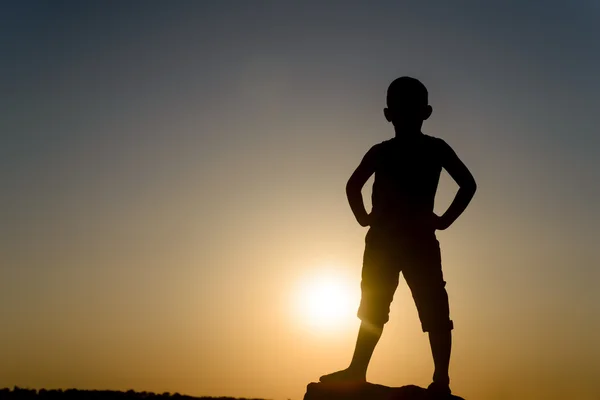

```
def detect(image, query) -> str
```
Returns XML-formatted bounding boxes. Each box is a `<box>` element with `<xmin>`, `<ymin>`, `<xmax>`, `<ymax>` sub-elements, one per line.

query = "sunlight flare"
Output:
<box><xmin>293</xmin><ymin>267</ymin><xmax>359</xmax><ymax>332</ymax></box>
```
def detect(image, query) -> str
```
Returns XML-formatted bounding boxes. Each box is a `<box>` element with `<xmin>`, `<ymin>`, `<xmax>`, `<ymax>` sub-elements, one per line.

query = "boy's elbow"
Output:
<box><xmin>346</xmin><ymin>179</ymin><xmax>360</xmax><ymax>196</ymax></box>
<box><xmin>457</xmin><ymin>173</ymin><xmax>477</xmax><ymax>194</ymax></box>
<box><xmin>464</xmin><ymin>179</ymin><xmax>477</xmax><ymax>195</ymax></box>
<box><xmin>345</xmin><ymin>181</ymin><xmax>354</xmax><ymax>196</ymax></box>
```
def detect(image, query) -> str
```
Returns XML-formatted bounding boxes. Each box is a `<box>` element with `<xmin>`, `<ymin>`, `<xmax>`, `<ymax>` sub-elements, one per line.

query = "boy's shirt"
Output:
<box><xmin>369</xmin><ymin>133</ymin><xmax>446</xmax><ymax>234</ymax></box>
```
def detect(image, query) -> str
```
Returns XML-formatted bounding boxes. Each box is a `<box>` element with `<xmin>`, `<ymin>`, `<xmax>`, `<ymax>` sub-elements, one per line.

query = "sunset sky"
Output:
<box><xmin>1</xmin><ymin>1</ymin><xmax>599</xmax><ymax>400</ymax></box>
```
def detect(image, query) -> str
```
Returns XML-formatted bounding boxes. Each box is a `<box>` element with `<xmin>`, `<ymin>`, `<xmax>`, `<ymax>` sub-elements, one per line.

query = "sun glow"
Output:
<box><xmin>293</xmin><ymin>268</ymin><xmax>360</xmax><ymax>332</ymax></box>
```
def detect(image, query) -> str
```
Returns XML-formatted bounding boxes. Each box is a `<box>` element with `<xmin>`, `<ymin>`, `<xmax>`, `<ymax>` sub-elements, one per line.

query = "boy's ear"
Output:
<box><xmin>383</xmin><ymin>108</ymin><xmax>392</xmax><ymax>122</ymax></box>
<box><xmin>423</xmin><ymin>105</ymin><xmax>433</xmax><ymax>120</ymax></box>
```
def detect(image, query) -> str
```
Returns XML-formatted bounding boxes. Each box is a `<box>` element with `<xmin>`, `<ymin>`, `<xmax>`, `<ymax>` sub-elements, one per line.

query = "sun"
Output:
<box><xmin>292</xmin><ymin>268</ymin><xmax>359</xmax><ymax>332</ymax></box>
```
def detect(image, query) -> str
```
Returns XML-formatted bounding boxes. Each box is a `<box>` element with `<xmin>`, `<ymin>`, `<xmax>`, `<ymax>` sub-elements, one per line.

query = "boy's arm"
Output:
<box><xmin>436</xmin><ymin>140</ymin><xmax>477</xmax><ymax>230</ymax></box>
<box><xmin>346</xmin><ymin>146</ymin><xmax>378</xmax><ymax>227</ymax></box>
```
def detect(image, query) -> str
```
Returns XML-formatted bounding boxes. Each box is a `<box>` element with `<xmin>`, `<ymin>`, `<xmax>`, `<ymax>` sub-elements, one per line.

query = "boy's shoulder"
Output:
<box><xmin>365</xmin><ymin>135</ymin><xmax>451</xmax><ymax>167</ymax></box>
<box><xmin>371</xmin><ymin>134</ymin><xmax>447</xmax><ymax>152</ymax></box>
<box><xmin>422</xmin><ymin>133</ymin><xmax>444</xmax><ymax>143</ymax></box>
<box><xmin>417</xmin><ymin>133</ymin><xmax>447</xmax><ymax>147</ymax></box>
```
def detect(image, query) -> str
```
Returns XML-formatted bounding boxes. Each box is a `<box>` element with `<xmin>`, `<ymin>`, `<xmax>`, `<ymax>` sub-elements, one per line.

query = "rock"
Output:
<box><xmin>303</xmin><ymin>382</ymin><xmax>465</xmax><ymax>400</ymax></box>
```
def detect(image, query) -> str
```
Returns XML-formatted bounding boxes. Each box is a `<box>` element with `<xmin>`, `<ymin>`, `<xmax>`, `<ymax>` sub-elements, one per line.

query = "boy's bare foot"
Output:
<box><xmin>319</xmin><ymin>368</ymin><xmax>366</xmax><ymax>383</ymax></box>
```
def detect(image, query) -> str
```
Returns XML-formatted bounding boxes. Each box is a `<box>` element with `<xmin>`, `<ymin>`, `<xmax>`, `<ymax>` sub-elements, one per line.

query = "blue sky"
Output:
<box><xmin>1</xmin><ymin>2</ymin><xmax>599</xmax><ymax>399</ymax></box>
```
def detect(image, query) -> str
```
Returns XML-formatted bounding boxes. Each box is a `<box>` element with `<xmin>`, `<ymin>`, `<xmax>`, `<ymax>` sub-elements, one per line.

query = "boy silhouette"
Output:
<box><xmin>319</xmin><ymin>77</ymin><xmax>477</xmax><ymax>397</ymax></box>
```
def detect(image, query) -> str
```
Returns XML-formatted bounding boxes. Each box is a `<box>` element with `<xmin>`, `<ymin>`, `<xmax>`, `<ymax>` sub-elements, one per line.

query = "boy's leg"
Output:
<box><xmin>428</xmin><ymin>329</ymin><xmax>452</xmax><ymax>386</ymax></box>
<box><xmin>402</xmin><ymin>238</ymin><xmax>454</xmax><ymax>393</ymax></box>
<box><xmin>349</xmin><ymin>321</ymin><xmax>384</xmax><ymax>375</ymax></box>
<box><xmin>319</xmin><ymin>321</ymin><xmax>383</xmax><ymax>383</ymax></box>
<box><xmin>320</xmin><ymin>232</ymin><xmax>398</xmax><ymax>383</ymax></box>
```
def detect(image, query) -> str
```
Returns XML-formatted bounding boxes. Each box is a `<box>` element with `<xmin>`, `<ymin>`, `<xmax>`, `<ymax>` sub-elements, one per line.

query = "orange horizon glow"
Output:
<box><xmin>2</xmin><ymin>2</ymin><xmax>600</xmax><ymax>400</ymax></box>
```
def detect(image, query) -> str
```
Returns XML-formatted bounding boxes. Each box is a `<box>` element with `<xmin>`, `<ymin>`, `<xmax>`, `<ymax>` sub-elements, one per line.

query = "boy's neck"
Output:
<box><xmin>393</xmin><ymin>126</ymin><xmax>423</xmax><ymax>138</ymax></box>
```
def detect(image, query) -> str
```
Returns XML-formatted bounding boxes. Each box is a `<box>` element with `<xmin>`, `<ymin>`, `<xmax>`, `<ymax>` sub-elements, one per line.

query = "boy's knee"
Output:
<box><xmin>358</xmin><ymin>275</ymin><xmax>398</xmax><ymax>328</ymax></box>
<box><xmin>357</xmin><ymin>290</ymin><xmax>394</xmax><ymax>326</ymax></box>
<box><xmin>413</xmin><ymin>285</ymin><xmax>453</xmax><ymax>333</ymax></box>
<box><xmin>357</xmin><ymin>304</ymin><xmax>392</xmax><ymax>326</ymax></box>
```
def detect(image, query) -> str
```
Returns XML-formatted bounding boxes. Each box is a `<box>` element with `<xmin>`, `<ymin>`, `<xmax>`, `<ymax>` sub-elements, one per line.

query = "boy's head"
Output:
<box><xmin>384</xmin><ymin>76</ymin><xmax>433</xmax><ymax>131</ymax></box>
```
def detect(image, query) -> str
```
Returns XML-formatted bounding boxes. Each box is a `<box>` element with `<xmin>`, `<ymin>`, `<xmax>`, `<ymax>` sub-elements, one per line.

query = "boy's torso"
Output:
<box><xmin>370</xmin><ymin>133</ymin><xmax>443</xmax><ymax>234</ymax></box>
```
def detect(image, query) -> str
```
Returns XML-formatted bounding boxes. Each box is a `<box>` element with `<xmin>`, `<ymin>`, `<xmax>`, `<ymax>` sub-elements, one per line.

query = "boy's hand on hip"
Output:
<box><xmin>432</xmin><ymin>213</ymin><xmax>450</xmax><ymax>231</ymax></box>
<box><xmin>357</xmin><ymin>213</ymin><xmax>371</xmax><ymax>227</ymax></box>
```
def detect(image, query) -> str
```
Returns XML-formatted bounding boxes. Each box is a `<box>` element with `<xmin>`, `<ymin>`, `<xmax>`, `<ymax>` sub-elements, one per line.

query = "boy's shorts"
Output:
<box><xmin>357</xmin><ymin>227</ymin><xmax>454</xmax><ymax>332</ymax></box>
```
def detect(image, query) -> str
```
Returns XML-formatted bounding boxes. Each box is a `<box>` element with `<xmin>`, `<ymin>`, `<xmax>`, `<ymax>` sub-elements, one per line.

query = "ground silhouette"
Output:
<box><xmin>0</xmin><ymin>387</ymin><xmax>268</xmax><ymax>400</ymax></box>
<box><xmin>304</xmin><ymin>382</ymin><xmax>465</xmax><ymax>400</ymax></box>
